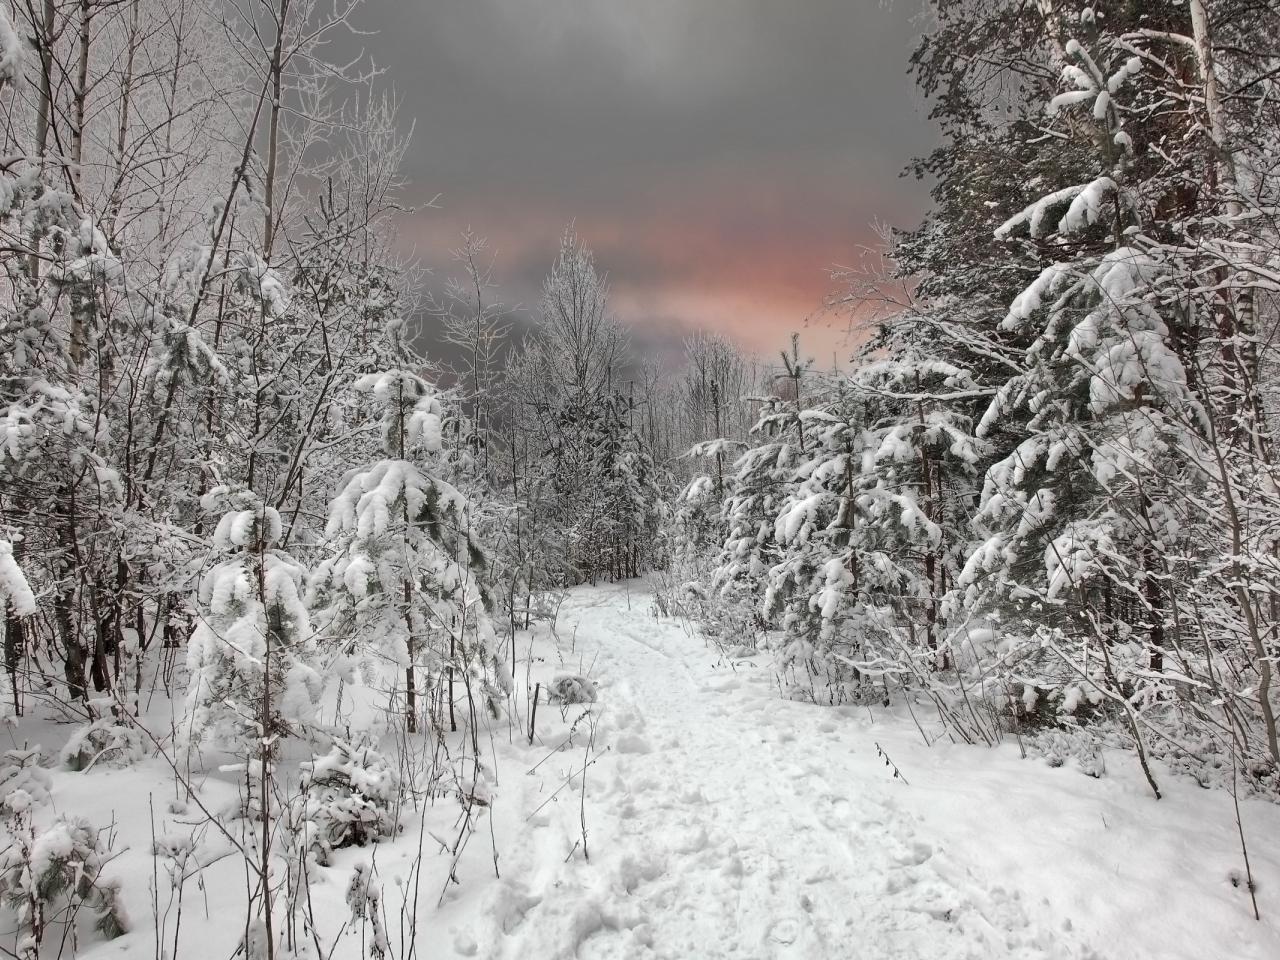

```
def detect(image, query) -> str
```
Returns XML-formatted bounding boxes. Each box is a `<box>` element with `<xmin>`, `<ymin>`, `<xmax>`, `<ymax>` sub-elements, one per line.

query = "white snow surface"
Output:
<box><xmin>445</xmin><ymin>587</ymin><xmax>1279</xmax><ymax>960</ymax></box>
<box><xmin>23</xmin><ymin>583</ymin><xmax>1280</xmax><ymax>960</ymax></box>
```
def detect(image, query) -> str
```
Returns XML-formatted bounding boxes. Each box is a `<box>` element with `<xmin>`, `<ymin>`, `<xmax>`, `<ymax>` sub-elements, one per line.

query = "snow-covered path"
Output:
<box><xmin>474</xmin><ymin>587</ymin><xmax>1098</xmax><ymax>960</ymax></box>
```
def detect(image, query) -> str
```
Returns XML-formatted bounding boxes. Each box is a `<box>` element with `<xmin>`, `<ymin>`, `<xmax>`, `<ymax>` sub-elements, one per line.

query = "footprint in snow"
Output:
<box><xmin>817</xmin><ymin>796</ymin><xmax>852</xmax><ymax>830</ymax></box>
<box><xmin>615</xmin><ymin>733</ymin><xmax>652</xmax><ymax>754</ymax></box>
<box><xmin>680</xmin><ymin>786</ymin><xmax>707</xmax><ymax>805</ymax></box>
<box><xmin>894</xmin><ymin>841</ymin><xmax>933</xmax><ymax>867</ymax></box>
<box><xmin>768</xmin><ymin>918</ymin><xmax>801</xmax><ymax>944</ymax></box>
<box><xmin>630</xmin><ymin>775</ymin><xmax>660</xmax><ymax>794</ymax></box>
<box><xmin>703</xmin><ymin>675</ymin><xmax>740</xmax><ymax>693</ymax></box>
<box><xmin>806</xmin><ymin>772</ymin><xmax>833</xmax><ymax>795</ymax></box>
<box><xmin>722</xmin><ymin>854</ymin><xmax>745</xmax><ymax>880</ymax></box>
<box><xmin>671</xmin><ymin>825</ymin><xmax>710</xmax><ymax>854</ymax></box>
<box><xmin>452</xmin><ymin>930</ymin><xmax>479</xmax><ymax>956</ymax></box>
<box><xmin>485</xmin><ymin>880</ymin><xmax>543</xmax><ymax>935</ymax></box>
<box><xmin>763</xmin><ymin>916</ymin><xmax>823</xmax><ymax>958</ymax></box>
<box><xmin>616</xmin><ymin>853</ymin><xmax>665</xmax><ymax>894</ymax></box>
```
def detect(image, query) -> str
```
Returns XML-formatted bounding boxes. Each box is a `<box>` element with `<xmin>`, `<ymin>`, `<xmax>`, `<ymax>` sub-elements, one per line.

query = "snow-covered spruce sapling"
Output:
<box><xmin>311</xmin><ymin>370</ymin><xmax>510</xmax><ymax>736</ymax></box>
<box><xmin>675</xmin><ymin>438</ymin><xmax>744</xmax><ymax>582</ymax></box>
<box><xmin>181</xmin><ymin>489</ymin><xmax>322</xmax><ymax>957</ymax></box>
<box><xmin>0</xmin><ymin>747</ymin><xmax>51</xmax><ymax>815</ymax></box>
<box><xmin>0</xmin><ymin>810</ymin><xmax>129</xmax><ymax>956</ymax></box>
<box><xmin>61</xmin><ymin>716</ymin><xmax>148</xmax><ymax>771</ymax></box>
<box><xmin>182</xmin><ymin>489</ymin><xmax>321</xmax><ymax>756</ymax></box>
<box><xmin>293</xmin><ymin>738</ymin><xmax>399</xmax><ymax>865</ymax></box>
<box><xmin>346</xmin><ymin>862</ymin><xmax>389</xmax><ymax>960</ymax></box>
<box><xmin>713</xmin><ymin>393</ymin><xmax>800</xmax><ymax>611</ymax></box>
<box><xmin>763</xmin><ymin>332</ymin><xmax>988</xmax><ymax>701</ymax></box>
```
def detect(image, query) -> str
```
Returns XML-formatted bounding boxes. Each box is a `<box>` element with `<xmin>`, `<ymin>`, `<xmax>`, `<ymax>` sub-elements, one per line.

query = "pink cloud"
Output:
<box><xmin>396</xmin><ymin>161</ymin><xmax>916</xmax><ymax>367</ymax></box>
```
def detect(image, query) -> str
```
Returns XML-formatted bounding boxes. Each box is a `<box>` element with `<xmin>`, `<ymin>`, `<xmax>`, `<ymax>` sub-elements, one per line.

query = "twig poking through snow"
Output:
<box><xmin>875</xmin><ymin>742</ymin><xmax>910</xmax><ymax>786</ymax></box>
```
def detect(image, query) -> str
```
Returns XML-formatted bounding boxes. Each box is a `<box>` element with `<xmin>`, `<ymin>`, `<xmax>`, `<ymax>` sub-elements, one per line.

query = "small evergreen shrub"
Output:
<box><xmin>1026</xmin><ymin>727</ymin><xmax>1106</xmax><ymax>779</ymax></box>
<box><xmin>295</xmin><ymin>739</ymin><xmax>399</xmax><ymax>864</ymax></box>
<box><xmin>0</xmin><ymin>747</ymin><xmax>51</xmax><ymax>814</ymax></box>
<box><xmin>61</xmin><ymin>718</ymin><xmax>148</xmax><ymax>771</ymax></box>
<box><xmin>0</xmin><ymin>813</ymin><xmax>129</xmax><ymax>953</ymax></box>
<box><xmin>548</xmin><ymin>674</ymin><xmax>598</xmax><ymax>705</ymax></box>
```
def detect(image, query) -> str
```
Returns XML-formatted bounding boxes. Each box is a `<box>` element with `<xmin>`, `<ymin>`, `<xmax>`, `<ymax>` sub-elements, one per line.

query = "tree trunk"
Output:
<box><xmin>29</xmin><ymin>0</ymin><xmax>56</xmax><ymax>280</ymax></box>
<box><xmin>55</xmin><ymin>588</ymin><xmax>86</xmax><ymax>703</ymax></box>
<box><xmin>263</xmin><ymin>0</ymin><xmax>291</xmax><ymax>257</ymax></box>
<box><xmin>1188</xmin><ymin>0</ymin><xmax>1263</xmax><ymax>442</ymax></box>
<box><xmin>106</xmin><ymin>0</ymin><xmax>142</xmax><ymax>246</ymax></box>
<box><xmin>4</xmin><ymin>612</ymin><xmax>23</xmax><ymax>717</ymax></box>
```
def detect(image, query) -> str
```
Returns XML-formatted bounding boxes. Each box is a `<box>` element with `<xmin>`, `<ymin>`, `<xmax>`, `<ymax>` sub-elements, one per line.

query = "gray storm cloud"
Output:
<box><xmin>360</xmin><ymin>1</ymin><xmax>937</xmax><ymax>360</ymax></box>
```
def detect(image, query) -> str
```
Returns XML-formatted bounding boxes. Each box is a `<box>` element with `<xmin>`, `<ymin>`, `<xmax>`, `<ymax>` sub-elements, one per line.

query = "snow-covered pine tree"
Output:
<box><xmin>926</xmin><ymin>13</ymin><xmax>1193</xmax><ymax>756</ymax></box>
<box><xmin>310</xmin><ymin>371</ymin><xmax>510</xmax><ymax>736</ymax></box>
<box><xmin>713</xmin><ymin>395</ymin><xmax>802</xmax><ymax>618</ymax></box>
<box><xmin>585</xmin><ymin>389</ymin><xmax>664</xmax><ymax>581</ymax></box>
<box><xmin>182</xmin><ymin>489</ymin><xmax>321</xmax><ymax>755</ymax></box>
<box><xmin>293</xmin><ymin>737</ymin><xmax>399</xmax><ymax>864</ymax></box>
<box><xmin>761</xmin><ymin>317</ymin><xmax>987</xmax><ymax>701</ymax></box>
<box><xmin>0</xmin><ymin>813</ymin><xmax>129</xmax><ymax>955</ymax></box>
<box><xmin>670</xmin><ymin>335</ymin><xmax>761</xmax><ymax>582</ymax></box>
<box><xmin>675</xmin><ymin>438</ymin><xmax>745</xmax><ymax>581</ymax></box>
<box><xmin>902</xmin><ymin>0</ymin><xmax>1280</xmax><ymax>779</ymax></box>
<box><xmin>500</xmin><ymin>227</ymin><xmax>668</xmax><ymax>587</ymax></box>
<box><xmin>434</xmin><ymin>231</ymin><xmax>512</xmax><ymax>472</ymax></box>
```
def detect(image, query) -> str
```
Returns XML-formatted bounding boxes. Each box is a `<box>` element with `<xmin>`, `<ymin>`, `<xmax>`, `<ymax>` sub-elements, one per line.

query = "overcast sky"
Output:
<box><xmin>367</xmin><ymin>1</ymin><xmax>936</xmax><ymax>367</ymax></box>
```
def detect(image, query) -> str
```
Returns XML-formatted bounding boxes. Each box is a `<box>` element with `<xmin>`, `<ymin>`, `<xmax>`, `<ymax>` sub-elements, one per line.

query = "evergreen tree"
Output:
<box><xmin>182</xmin><ymin>490</ymin><xmax>320</xmax><ymax>754</ymax></box>
<box><xmin>310</xmin><ymin>371</ymin><xmax>510</xmax><ymax>735</ymax></box>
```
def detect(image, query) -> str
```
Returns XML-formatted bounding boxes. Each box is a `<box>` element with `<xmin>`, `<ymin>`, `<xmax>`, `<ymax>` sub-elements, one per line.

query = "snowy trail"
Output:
<box><xmin>476</xmin><ymin>586</ymin><xmax>1091</xmax><ymax>960</ymax></box>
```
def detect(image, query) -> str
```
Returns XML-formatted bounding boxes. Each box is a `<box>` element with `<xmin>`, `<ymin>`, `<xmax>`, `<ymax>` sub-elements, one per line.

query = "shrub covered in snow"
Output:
<box><xmin>548</xmin><ymin>674</ymin><xmax>598</xmax><ymax>705</ymax></box>
<box><xmin>309</xmin><ymin>371</ymin><xmax>511</xmax><ymax>733</ymax></box>
<box><xmin>0</xmin><ymin>747</ymin><xmax>50</xmax><ymax>815</ymax></box>
<box><xmin>0</xmin><ymin>540</ymin><xmax>35</xmax><ymax>621</ymax></box>
<box><xmin>0</xmin><ymin>813</ymin><xmax>128</xmax><ymax>954</ymax></box>
<box><xmin>1026</xmin><ymin>728</ymin><xmax>1106</xmax><ymax>779</ymax></box>
<box><xmin>0</xmin><ymin>539</ymin><xmax>36</xmax><ymax>719</ymax></box>
<box><xmin>295</xmin><ymin>738</ymin><xmax>400</xmax><ymax>864</ymax></box>
<box><xmin>61</xmin><ymin>718</ymin><xmax>148</xmax><ymax>771</ymax></box>
<box><xmin>345</xmin><ymin>862</ymin><xmax>389</xmax><ymax>960</ymax></box>
<box><xmin>0</xmin><ymin>5</ymin><xmax>23</xmax><ymax>91</ymax></box>
<box><xmin>525</xmin><ymin>590</ymin><xmax>566</xmax><ymax>624</ymax></box>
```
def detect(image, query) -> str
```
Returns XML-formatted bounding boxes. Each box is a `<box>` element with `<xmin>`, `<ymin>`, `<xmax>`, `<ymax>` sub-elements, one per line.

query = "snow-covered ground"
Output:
<box><xmin>15</xmin><ymin>582</ymin><xmax>1280</xmax><ymax>959</ymax></box>
<box><xmin>465</xmin><ymin>585</ymin><xmax>1280</xmax><ymax>960</ymax></box>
